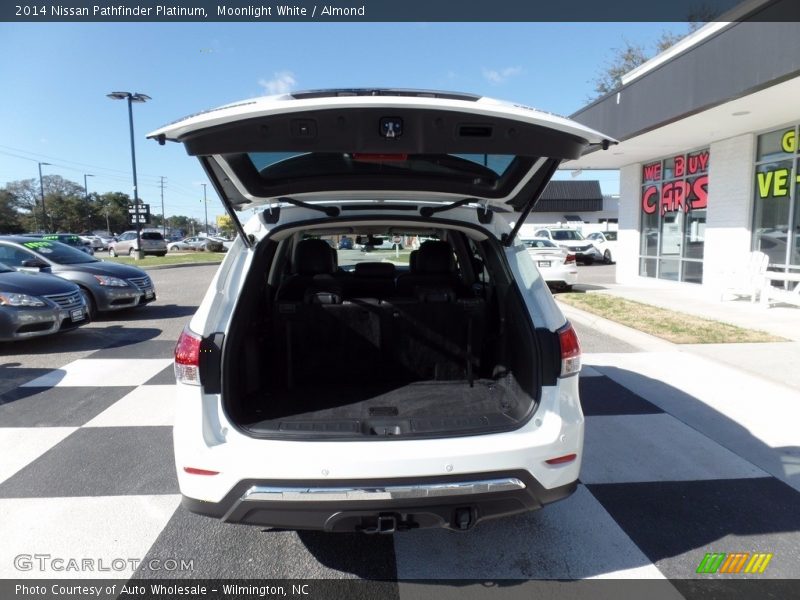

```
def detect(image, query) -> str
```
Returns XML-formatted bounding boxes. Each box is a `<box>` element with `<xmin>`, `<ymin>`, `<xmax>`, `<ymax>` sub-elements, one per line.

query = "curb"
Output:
<box><xmin>557</xmin><ymin>301</ymin><xmax>676</xmax><ymax>352</ymax></box>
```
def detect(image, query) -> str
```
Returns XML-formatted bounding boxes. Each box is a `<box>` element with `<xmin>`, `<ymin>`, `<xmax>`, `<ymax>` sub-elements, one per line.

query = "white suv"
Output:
<box><xmin>149</xmin><ymin>89</ymin><xmax>614</xmax><ymax>532</ymax></box>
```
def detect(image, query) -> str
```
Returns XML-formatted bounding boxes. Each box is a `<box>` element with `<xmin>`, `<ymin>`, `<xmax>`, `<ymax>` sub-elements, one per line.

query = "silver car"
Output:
<box><xmin>109</xmin><ymin>231</ymin><xmax>168</xmax><ymax>257</ymax></box>
<box><xmin>0</xmin><ymin>237</ymin><xmax>156</xmax><ymax>319</ymax></box>
<box><xmin>0</xmin><ymin>261</ymin><xmax>89</xmax><ymax>341</ymax></box>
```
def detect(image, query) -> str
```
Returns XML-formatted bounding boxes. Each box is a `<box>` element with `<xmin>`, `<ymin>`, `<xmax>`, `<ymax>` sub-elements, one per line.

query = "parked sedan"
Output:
<box><xmin>167</xmin><ymin>236</ymin><xmax>224</xmax><ymax>253</ymax></box>
<box><xmin>523</xmin><ymin>238</ymin><xmax>578</xmax><ymax>291</ymax></box>
<box><xmin>585</xmin><ymin>231</ymin><xmax>618</xmax><ymax>264</ymax></box>
<box><xmin>0</xmin><ymin>236</ymin><xmax>156</xmax><ymax>319</ymax></box>
<box><xmin>0</xmin><ymin>261</ymin><xmax>89</xmax><ymax>341</ymax></box>
<box><xmin>109</xmin><ymin>231</ymin><xmax>168</xmax><ymax>257</ymax></box>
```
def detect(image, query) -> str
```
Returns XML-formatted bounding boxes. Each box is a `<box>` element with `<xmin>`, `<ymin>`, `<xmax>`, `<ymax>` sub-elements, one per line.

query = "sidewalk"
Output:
<box><xmin>576</xmin><ymin>279</ymin><xmax>800</xmax><ymax>341</ymax></box>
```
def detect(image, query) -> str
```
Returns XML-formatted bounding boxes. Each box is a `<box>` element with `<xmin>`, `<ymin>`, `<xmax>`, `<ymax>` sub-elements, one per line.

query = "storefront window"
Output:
<box><xmin>639</xmin><ymin>148</ymin><xmax>709</xmax><ymax>283</ymax></box>
<box><xmin>753</xmin><ymin>126</ymin><xmax>799</xmax><ymax>267</ymax></box>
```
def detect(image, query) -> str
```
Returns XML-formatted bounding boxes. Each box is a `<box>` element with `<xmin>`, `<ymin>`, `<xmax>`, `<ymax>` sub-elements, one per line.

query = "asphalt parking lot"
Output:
<box><xmin>1</xmin><ymin>262</ymin><xmax>798</xmax><ymax>589</ymax></box>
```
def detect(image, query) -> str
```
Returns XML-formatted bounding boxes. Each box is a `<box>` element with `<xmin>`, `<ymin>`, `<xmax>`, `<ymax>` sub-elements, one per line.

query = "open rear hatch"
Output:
<box><xmin>151</xmin><ymin>90</ymin><xmax>614</xmax><ymax>440</ymax></box>
<box><xmin>147</xmin><ymin>89</ymin><xmax>615</xmax><ymax>246</ymax></box>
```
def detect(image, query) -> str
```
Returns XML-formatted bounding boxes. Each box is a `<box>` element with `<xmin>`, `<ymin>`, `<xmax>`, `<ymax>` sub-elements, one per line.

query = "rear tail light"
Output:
<box><xmin>174</xmin><ymin>326</ymin><xmax>202</xmax><ymax>385</ymax></box>
<box><xmin>565</xmin><ymin>254</ymin><xmax>576</xmax><ymax>264</ymax></box>
<box><xmin>557</xmin><ymin>322</ymin><xmax>581</xmax><ymax>377</ymax></box>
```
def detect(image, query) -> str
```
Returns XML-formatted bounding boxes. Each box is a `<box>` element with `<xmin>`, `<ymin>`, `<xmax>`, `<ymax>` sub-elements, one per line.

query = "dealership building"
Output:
<box><xmin>567</xmin><ymin>0</ymin><xmax>800</xmax><ymax>290</ymax></box>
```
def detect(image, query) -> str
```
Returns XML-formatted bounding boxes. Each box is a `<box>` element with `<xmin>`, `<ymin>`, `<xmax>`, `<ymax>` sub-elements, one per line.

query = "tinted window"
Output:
<box><xmin>603</xmin><ymin>232</ymin><xmax>618</xmax><ymax>241</ymax></box>
<box><xmin>523</xmin><ymin>239</ymin><xmax>557</xmax><ymax>248</ymax></box>
<box><xmin>142</xmin><ymin>232</ymin><xmax>164</xmax><ymax>240</ymax></box>
<box><xmin>18</xmin><ymin>240</ymin><xmax>99</xmax><ymax>265</ymax></box>
<box><xmin>551</xmin><ymin>230</ymin><xmax>584</xmax><ymax>241</ymax></box>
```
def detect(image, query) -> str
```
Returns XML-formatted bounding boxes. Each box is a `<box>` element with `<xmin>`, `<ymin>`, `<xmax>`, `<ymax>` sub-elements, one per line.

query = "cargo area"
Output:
<box><xmin>221</xmin><ymin>232</ymin><xmax>545</xmax><ymax>440</ymax></box>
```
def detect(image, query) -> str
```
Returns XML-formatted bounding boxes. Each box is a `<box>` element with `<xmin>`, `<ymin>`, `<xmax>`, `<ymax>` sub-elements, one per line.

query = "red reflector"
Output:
<box><xmin>352</xmin><ymin>153</ymin><xmax>409</xmax><ymax>162</ymax></box>
<box><xmin>183</xmin><ymin>467</ymin><xmax>220</xmax><ymax>476</ymax></box>
<box><xmin>545</xmin><ymin>454</ymin><xmax>577</xmax><ymax>465</ymax></box>
<box><xmin>175</xmin><ymin>327</ymin><xmax>201</xmax><ymax>366</ymax></box>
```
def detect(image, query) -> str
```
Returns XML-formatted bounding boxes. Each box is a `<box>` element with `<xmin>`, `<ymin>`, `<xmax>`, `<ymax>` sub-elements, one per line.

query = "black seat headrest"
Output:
<box><xmin>354</xmin><ymin>262</ymin><xmax>396</xmax><ymax>278</ymax></box>
<box><xmin>293</xmin><ymin>239</ymin><xmax>336</xmax><ymax>276</ymax></box>
<box><xmin>416</xmin><ymin>241</ymin><xmax>455</xmax><ymax>274</ymax></box>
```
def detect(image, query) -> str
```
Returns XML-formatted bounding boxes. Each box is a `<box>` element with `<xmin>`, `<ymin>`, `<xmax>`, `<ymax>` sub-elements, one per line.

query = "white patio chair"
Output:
<box><xmin>719</xmin><ymin>251</ymin><xmax>769</xmax><ymax>303</ymax></box>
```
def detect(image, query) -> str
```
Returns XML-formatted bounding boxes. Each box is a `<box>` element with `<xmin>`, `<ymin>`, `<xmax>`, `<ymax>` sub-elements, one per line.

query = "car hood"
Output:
<box><xmin>51</xmin><ymin>261</ymin><xmax>149</xmax><ymax>279</ymax></box>
<box><xmin>0</xmin><ymin>270</ymin><xmax>79</xmax><ymax>296</ymax></box>
<box><xmin>147</xmin><ymin>90</ymin><xmax>615</xmax><ymax>239</ymax></box>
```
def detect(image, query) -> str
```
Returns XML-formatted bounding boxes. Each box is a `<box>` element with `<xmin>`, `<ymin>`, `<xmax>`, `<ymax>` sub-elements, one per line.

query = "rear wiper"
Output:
<box><xmin>277</xmin><ymin>196</ymin><xmax>340</xmax><ymax>217</ymax></box>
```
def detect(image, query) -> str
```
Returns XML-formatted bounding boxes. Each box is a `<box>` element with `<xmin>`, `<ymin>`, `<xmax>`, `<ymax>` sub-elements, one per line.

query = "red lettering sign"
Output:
<box><xmin>661</xmin><ymin>181</ymin><xmax>691</xmax><ymax>215</ymax></box>
<box><xmin>690</xmin><ymin>175</ymin><xmax>708</xmax><ymax>209</ymax></box>
<box><xmin>642</xmin><ymin>186</ymin><xmax>658</xmax><ymax>214</ymax></box>
<box><xmin>674</xmin><ymin>155</ymin><xmax>686</xmax><ymax>178</ymax></box>
<box><xmin>687</xmin><ymin>151</ymin><xmax>710</xmax><ymax>175</ymax></box>
<box><xmin>643</xmin><ymin>162</ymin><xmax>662</xmax><ymax>182</ymax></box>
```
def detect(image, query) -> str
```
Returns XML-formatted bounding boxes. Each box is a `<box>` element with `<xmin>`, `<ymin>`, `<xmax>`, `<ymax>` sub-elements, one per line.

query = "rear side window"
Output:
<box><xmin>142</xmin><ymin>232</ymin><xmax>164</xmax><ymax>240</ymax></box>
<box><xmin>551</xmin><ymin>230</ymin><xmax>584</xmax><ymax>241</ymax></box>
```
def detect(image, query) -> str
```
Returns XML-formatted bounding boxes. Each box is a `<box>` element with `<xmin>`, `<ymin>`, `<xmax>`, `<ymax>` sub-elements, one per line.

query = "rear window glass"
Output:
<box><xmin>248</xmin><ymin>152</ymin><xmax>518</xmax><ymax>180</ymax></box>
<box><xmin>603</xmin><ymin>231</ymin><xmax>618</xmax><ymax>241</ymax></box>
<box><xmin>523</xmin><ymin>239</ymin><xmax>557</xmax><ymax>248</ymax></box>
<box><xmin>550</xmin><ymin>230</ymin><xmax>584</xmax><ymax>241</ymax></box>
<box><xmin>141</xmin><ymin>232</ymin><xmax>164</xmax><ymax>240</ymax></box>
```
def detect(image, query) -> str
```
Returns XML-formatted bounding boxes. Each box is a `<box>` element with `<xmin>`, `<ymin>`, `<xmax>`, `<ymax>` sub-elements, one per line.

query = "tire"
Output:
<box><xmin>603</xmin><ymin>250</ymin><xmax>612</xmax><ymax>264</ymax></box>
<box><xmin>155</xmin><ymin>253</ymin><xmax>166</xmax><ymax>257</ymax></box>
<box><xmin>79</xmin><ymin>287</ymin><xmax>97</xmax><ymax>321</ymax></box>
<box><xmin>109</xmin><ymin>247</ymin><xmax>117</xmax><ymax>257</ymax></box>
<box><xmin>128</xmin><ymin>247</ymin><xmax>136</xmax><ymax>257</ymax></box>
<box><xmin>169</xmin><ymin>246</ymin><xmax>179</xmax><ymax>253</ymax></box>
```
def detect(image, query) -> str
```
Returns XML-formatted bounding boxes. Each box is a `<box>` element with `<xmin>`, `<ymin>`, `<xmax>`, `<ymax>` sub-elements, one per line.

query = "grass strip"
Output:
<box><xmin>558</xmin><ymin>292</ymin><xmax>786</xmax><ymax>344</ymax></box>
<box><xmin>101</xmin><ymin>252</ymin><xmax>225</xmax><ymax>268</ymax></box>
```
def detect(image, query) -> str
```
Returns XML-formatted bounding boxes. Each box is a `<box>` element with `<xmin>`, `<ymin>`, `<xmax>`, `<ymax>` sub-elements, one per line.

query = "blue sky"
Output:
<box><xmin>0</xmin><ymin>22</ymin><xmax>684</xmax><ymax>222</ymax></box>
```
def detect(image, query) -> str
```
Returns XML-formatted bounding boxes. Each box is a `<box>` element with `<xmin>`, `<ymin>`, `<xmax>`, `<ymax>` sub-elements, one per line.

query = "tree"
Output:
<box><xmin>216</xmin><ymin>214</ymin><xmax>235</xmax><ymax>238</ymax></box>
<box><xmin>0</xmin><ymin>189</ymin><xmax>26</xmax><ymax>233</ymax></box>
<box><xmin>589</xmin><ymin>20</ymin><xmax>713</xmax><ymax>101</ymax></box>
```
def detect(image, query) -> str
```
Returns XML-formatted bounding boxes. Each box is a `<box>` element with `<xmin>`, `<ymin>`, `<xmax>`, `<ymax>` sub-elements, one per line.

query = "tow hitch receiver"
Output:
<box><xmin>455</xmin><ymin>507</ymin><xmax>474</xmax><ymax>530</ymax></box>
<box><xmin>359</xmin><ymin>513</ymin><xmax>419</xmax><ymax>534</ymax></box>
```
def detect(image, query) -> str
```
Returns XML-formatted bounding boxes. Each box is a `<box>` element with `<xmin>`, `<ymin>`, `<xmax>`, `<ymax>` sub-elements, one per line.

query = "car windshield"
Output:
<box><xmin>20</xmin><ymin>239</ymin><xmax>100</xmax><ymax>265</ymax></box>
<box><xmin>603</xmin><ymin>231</ymin><xmax>618</xmax><ymax>241</ymax></box>
<box><xmin>551</xmin><ymin>230</ymin><xmax>585</xmax><ymax>241</ymax></box>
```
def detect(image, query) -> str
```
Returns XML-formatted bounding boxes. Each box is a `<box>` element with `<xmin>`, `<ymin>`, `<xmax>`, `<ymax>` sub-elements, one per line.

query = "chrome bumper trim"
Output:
<box><xmin>240</xmin><ymin>477</ymin><xmax>526</xmax><ymax>503</ymax></box>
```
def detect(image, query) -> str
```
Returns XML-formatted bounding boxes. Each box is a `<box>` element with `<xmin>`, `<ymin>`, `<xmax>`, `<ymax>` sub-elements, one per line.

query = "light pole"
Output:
<box><xmin>84</xmin><ymin>174</ymin><xmax>94</xmax><ymax>231</ymax></box>
<box><xmin>107</xmin><ymin>91</ymin><xmax>150</xmax><ymax>259</ymax></box>
<box><xmin>38</xmin><ymin>162</ymin><xmax>51</xmax><ymax>232</ymax></box>
<box><xmin>201</xmin><ymin>183</ymin><xmax>208</xmax><ymax>236</ymax></box>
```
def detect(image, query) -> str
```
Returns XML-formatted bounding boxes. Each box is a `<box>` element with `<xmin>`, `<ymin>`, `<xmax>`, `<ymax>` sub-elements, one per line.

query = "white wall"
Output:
<box><xmin>703</xmin><ymin>133</ymin><xmax>756</xmax><ymax>289</ymax></box>
<box><xmin>616</xmin><ymin>164</ymin><xmax>642</xmax><ymax>283</ymax></box>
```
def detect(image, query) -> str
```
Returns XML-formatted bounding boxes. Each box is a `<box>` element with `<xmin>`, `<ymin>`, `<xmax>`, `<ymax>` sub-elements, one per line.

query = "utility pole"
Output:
<box><xmin>201</xmin><ymin>183</ymin><xmax>208</xmax><ymax>236</ymax></box>
<box><xmin>38</xmin><ymin>162</ymin><xmax>50</xmax><ymax>232</ymax></box>
<box><xmin>160</xmin><ymin>176</ymin><xmax>167</xmax><ymax>237</ymax></box>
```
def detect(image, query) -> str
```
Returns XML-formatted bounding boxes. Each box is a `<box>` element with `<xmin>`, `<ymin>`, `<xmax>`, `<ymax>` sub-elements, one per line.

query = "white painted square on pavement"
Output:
<box><xmin>0</xmin><ymin>427</ymin><xmax>77</xmax><ymax>485</ymax></box>
<box><xmin>393</xmin><ymin>485</ymin><xmax>664</xmax><ymax>580</ymax></box>
<box><xmin>21</xmin><ymin>359</ymin><xmax>173</xmax><ymax>388</ymax></box>
<box><xmin>84</xmin><ymin>385</ymin><xmax>175</xmax><ymax>427</ymax></box>
<box><xmin>581</xmin><ymin>414</ymin><xmax>768</xmax><ymax>484</ymax></box>
<box><xmin>0</xmin><ymin>495</ymin><xmax>181</xmax><ymax>579</ymax></box>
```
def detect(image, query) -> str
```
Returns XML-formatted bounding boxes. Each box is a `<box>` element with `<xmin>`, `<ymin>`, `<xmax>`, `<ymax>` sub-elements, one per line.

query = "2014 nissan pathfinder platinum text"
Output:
<box><xmin>149</xmin><ymin>89</ymin><xmax>615</xmax><ymax>533</ymax></box>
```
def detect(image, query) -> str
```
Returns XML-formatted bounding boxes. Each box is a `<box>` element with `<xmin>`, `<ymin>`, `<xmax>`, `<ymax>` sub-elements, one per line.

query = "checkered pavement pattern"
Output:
<box><xmin>1</xmin><ymin>340</ymin><xmax>799</xmax><ymax>582</ymax></box>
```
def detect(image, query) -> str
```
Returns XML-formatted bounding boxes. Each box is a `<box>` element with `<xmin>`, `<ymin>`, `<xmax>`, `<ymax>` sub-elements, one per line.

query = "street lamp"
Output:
<box><xmin>38</xmin><ymin>162</ymin><xmax>51</xmax><ymax>232</ymax></box>
<box><xmin>107</xmin><ymin>91</ymin><xmax>151</xmax><ymax>259</ymax></box>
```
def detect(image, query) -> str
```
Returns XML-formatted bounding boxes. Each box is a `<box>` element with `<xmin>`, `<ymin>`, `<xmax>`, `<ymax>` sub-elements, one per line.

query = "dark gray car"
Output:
<box><xmin>0</xmin><ymin>236</ymin><xmax>156</xmax><ymax>319</ymax></box>
<box><xmin>0</xmin><ymin>261</ymin><xmax>89</xmax><ymax>341</ymax></box>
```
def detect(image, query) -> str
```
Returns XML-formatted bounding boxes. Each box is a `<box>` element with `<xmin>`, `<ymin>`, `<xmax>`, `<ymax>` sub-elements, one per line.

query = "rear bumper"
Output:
<box><xmin>181</xmin><ymin>470</ymin><xmax>577</xmax><ymax>532</ymax></box>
